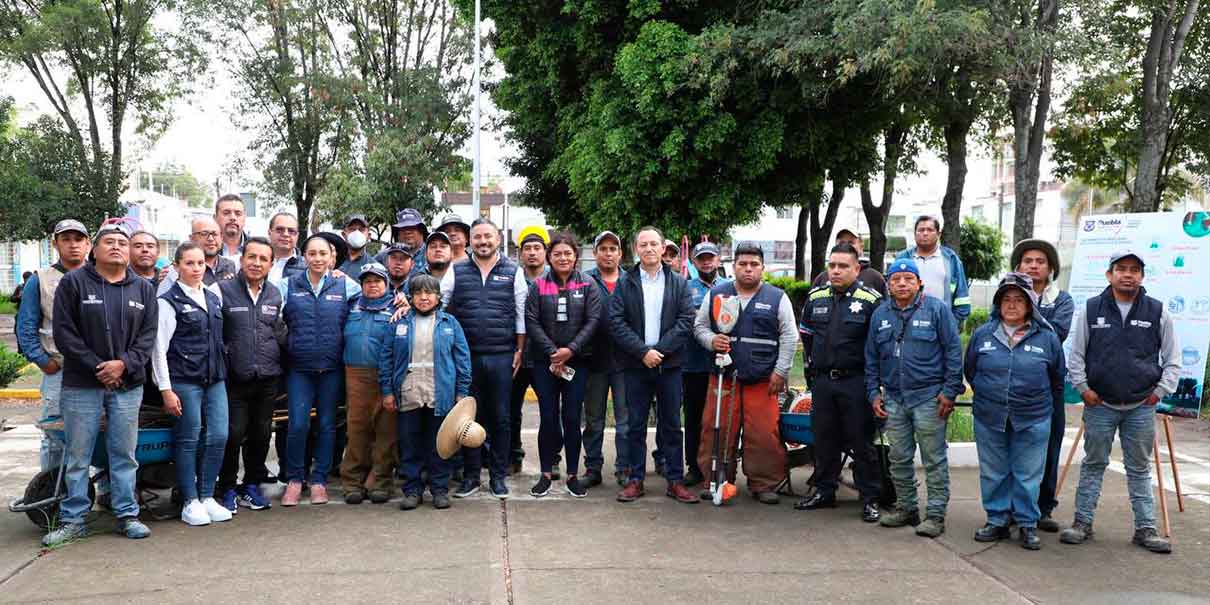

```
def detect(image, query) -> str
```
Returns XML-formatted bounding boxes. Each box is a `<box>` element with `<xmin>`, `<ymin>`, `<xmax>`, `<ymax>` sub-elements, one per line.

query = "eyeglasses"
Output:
<box><xmin>193</xmin><ymin>230</ymin><xmax>221</xmax><ymax>239</ymax></box>
<box><xmin>273</xmin><ymin>227</ymin><xmax>299</xmax><ymax>235</ymax></box>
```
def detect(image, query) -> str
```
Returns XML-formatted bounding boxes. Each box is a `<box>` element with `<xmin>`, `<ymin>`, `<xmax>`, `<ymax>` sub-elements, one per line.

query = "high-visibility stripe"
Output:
<box><xmin>953</xmin><ymin>296</ymin><xmax>971</xmax><ymax>306</ymax></box>
<box><xmin>737</xmin><ymin>337</ymin><xmax>778</xmax><ymax>346</ymax></box>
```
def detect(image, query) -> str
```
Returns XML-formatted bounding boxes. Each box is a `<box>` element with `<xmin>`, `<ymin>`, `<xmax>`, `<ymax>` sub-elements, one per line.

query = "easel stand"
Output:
<box><xmin>1055</xmin><ymin>413</ymin><xmax>1184</xmax><ymax>538</ymax></box>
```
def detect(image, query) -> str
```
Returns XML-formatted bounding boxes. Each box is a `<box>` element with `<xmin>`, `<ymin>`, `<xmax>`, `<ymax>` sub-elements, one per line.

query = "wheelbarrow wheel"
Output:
<box><xmin>22</xmin><ymin>470</ymin><xmax>95</xmax><ymax>530</ymax></box>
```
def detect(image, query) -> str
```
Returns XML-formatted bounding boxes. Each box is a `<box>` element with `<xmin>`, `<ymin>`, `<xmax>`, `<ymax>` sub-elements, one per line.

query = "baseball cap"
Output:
<box><xmin>437</xmin><ymin>214</ymin><xmax>471</xmax><ymax>234</ymax></box>
<box><xmin>593</xmin><ymin>231</ymin><xmax>621</xmax><ymax>248</ymax></box>
<box><xmin>1108</xmin><ymin>249</ymin><xmax>1145</xmax><ymax>268</ymax></box>
<box><xmin>426</xmin><ymin>231</ymin><xmax>452</xmax><ymax>245</ymax></box>
<box><xmin>93</xmin><ymin>222</ymin><xmax>131</xmax><ymax>242</ymax></box>
<box><xmin>663</xmin><ymin>239</ymin><xmax>679</xmax><ymax>253</ymax></box>
<box><xmin>392</xmin><ymin>208</ymin><xmax>428</xmax><ymax>235</ymax></box>
<box><xmin>53</xmin><ymin>219</ymin><xmax>89</xmax><ymax>238</ymax></box>
<box><xmin>358</xmin><ymin>262</ymin><xmax>389</xmax><ymax>283</ymax></box>
<box><xmin>692</xmin><ymin>242</ymin><xmax>720</xmax><ymax>258</ymax></box>
<box><xmin>345</xmin><ymin>214</ymin><xmax>368</xmax><ymax>228</ymax></box>
<box><xmin>886</xmin><ymin>259</ymin><xmax>920</xmax><ymax>279</ymax></box>
<box><xmin>836</xmin><ymin>228</ymin><xmax>859</xmax><ymax>241</ymax></box>
<box><xmin>385</xmin><ymin>243</ymin><xmax>415</xmax><ymax>258</ymax></box>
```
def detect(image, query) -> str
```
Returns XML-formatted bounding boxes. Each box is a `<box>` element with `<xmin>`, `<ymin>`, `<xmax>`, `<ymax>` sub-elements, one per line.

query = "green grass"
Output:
<box><xmin>0</xmin><ymin>296</ymin><xmax>16</xmax><ymax>315</ymax></box>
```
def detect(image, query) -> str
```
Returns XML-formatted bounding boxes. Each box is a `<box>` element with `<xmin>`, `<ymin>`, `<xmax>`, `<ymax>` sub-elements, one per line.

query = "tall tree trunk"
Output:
<box><xmin>1010</xmin><ymin>0</ymin><xmax>1058</xmax><ymax>244</ymax></box>
<box><xmin>1131</xmin><ymin>0</ymin><xmax>1200</xmax><ymax>212</ymax></box>
<box><xmin>810</xmin><ymin>175</ymin><xmax>845</xmax><ymax>279</ymax></box>
<box><xmin>941</xmin><ymin>118</ymin><xmax>971</xmax><ymax>254</ymax></box>
<box><xmin>794</xmin><ymin>198</ymin><xmax>810</xmax><ymax>281</ymax></box>
<box><xmin>862</xmin><ymin>121</ymin><xmax>905</xmax><ymax>272</ymax></box>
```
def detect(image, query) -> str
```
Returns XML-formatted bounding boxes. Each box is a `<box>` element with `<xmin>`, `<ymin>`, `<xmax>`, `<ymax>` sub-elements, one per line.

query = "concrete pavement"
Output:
<box><xmin>1</xmin><ymin>399</ymin><xmax>1208</xmax><ymax>604</ymax></box>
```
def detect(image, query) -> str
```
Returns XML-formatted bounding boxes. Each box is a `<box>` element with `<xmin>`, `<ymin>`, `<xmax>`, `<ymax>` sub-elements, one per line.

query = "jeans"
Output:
<box><xmin>286</xmin><ymin>369</ymin><xmax>343</xmax><ymax>485</ymax></box>
<box><xmin>682</xmin><ymin>372</ymin><xmax>710</xmax><ymax>477</ymax></box>
<box><xmin>1074</xmin><ymin>404</ymin><xmax>1157</xmax><ymax>530</ymax></box>
<box><xmin>59</xmin><ymin>386</ymin><xmax>143</xmax><ymax>524</ymax></box>
<box><xmin>464</xmin><ymin>353</ymin><xmax>513</xmax><ymax>482</ymax></box>
<box><xmin>508</xmin><ymin>366</ymin><xmax>532</xmax><ymax>465</ymax></box>
<box><xmin>582</xmin><ymin>369</ymin><xmax>629</xmax><ymax>474</ymax></box>
<box><xmin>38</xmin><ymin>370</ymin><xmax>64</xmax><ymax>471</ymax></box>
<box><xmin>217</xmin><ymin>377</ymin><xmax>277</xmax><ymax>493</ymax></box>
<box><xmin>624</xmin><ymin>367</ymin><xmax>684</xmax><ymax>483</ymax></box>
<box><xmin>1037</xmin><ymin>399</ymin><xmax>1067</xmax><ymax>517</ymax></box>
<box><xmin>885</xmin><ymin>397</ymin><xmax>950</xmax><ymax>519</ymax></box>
<box><xmin>397</xmin><ymin>406</ymin><xmax>449</xmax><ymax>496</ymax></box>
<box><xmin>173</xmin><ymin>381</ymin><xmax>230</xmax><ymax>502</ymax></box>
<box><xmin>531</xmin><ymin>363</ymin><xmax>587</xmax><ymax>477</ymax></box>
<box><xmin>974</xmin><ymin>415</ymin><xmax>1050</xmax><ymax>528</ymax></box>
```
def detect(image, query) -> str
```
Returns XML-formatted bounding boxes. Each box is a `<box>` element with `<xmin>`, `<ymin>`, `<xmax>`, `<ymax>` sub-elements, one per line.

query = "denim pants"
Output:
<box><xmin>39</xmin><ymin>370</ymin><xmax>64</xmax><ymax>471</ymax></box>
<box><xmin>286</xmin><ymin>369</ymin><xmax>343</xmax><ymax>485</ymax></box>
<box><xmin>508</xmin><ymin>366</ymin><xmax>532</xmax><ymax>465</ymax></box>
<box><xmin>1037</xmin><ymin>399</ymin><xmax>1067</xmax><ymax>517</ymax></box>
<box><xmin>1074</xmin><ymin>404</ymin><xmax>1157</xmax><ymax>530</ymax></box>
<box><xmin>885</xmin><ymin>397</ymin><xmax>950</xmax><ymax>520</ymax></box>
<box><xmin>974</xmin><ymin>415</ymin><xmax>1050</xmax><ymax>528</ymax></box>
<box><xmin>582</xmin><ymin>369</ymin><xmax>629</xmax><ymax>474</ymax></box>
<box><xmin>464</xmin><ymin>353</ymin><xmax>514</xmax><ymax>481</ymax></box>
<box><xmin>624</xmin><ymin>367</ymin><xmax>684</xmax><ymax>483</ymax></box>
<box><xmin>681</xmin><ymin>372</ymin><xmax>710</xmax><ymax>477</ymax></box>
<box><xmin>59</xmin><ymin>385</ymin><xmax>143</xmax><ymax>524</ymax></box>
<box><xmin>531</xmin><ymin>363</ymin><xmax>587</xmax><ymax>477</ymax></box>
<box><xmin>173</xmin><ymin>381</ymin><xmax>230</xmax><ymax>502</ymax></box>
<box><xmin>397</xmin><ymin>406</ymin><xmax>449</xmax><ymax>496</ymax></box>
<box><xmin>217</xmin><ymin>377</ymin><xmax>277</xmax><ymax>493</ymax></box>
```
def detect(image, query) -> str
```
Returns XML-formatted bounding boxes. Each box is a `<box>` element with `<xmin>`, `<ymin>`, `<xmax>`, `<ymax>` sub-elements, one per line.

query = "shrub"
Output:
<box><xmin>764</xmin><ymin>275</ymin><xmax>812</xmax><ymax>320</ymax></box>
<box><xmin>0</xmin><ymin>295</ymin><xmax>16</xmax><ymax>315</ymax></box>
<box><xmin>0</xmin><ymin>343</ymin><xmax>26</xmax><ymax>389</ymax></box>
<box><xmin>958</xmin><ymin>217</ymin><xmax>1004</xmax><ymax>281</ymax></box>
<box><xmin>963</xmin><ymin>306</ymin><xmax>990</xmax><ymax>335</ymax></box>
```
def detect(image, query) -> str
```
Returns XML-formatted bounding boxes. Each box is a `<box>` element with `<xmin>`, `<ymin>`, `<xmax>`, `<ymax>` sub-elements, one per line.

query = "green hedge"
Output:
<box><xmin>764</xmin><ymin>275</ymin><xmax>812</xmax><ymax>320</ymax></box>
<box><xmin>963</xmin><ymin>306</ymin><xmax>990</xmax><ymax>335</ymax></box>
<box><xmin>0</xmin><ymin>344</ymin><xmax>25</xmax><ymax>389</ymax></box>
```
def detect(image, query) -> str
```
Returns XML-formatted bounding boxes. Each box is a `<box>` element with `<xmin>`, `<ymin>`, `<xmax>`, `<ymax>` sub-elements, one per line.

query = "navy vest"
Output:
<box><xmin>283</xmin><ymin>271</ymin><xmax>352</xmax><ymax>371</ymax></box>
<box><xmin>1084</xmin><ymin>287</ymin><xmax>1164</xmax><ymax>404</ymax></box>
<box><xmin>447</xmin><ymin>257</ymin><xmax>519</xmax><ymax>354</ymax></box>
<box><xmin>219</xmin><ymin>276</ymin><xmax>283</xmax><ymax>382</ymax></box>
<box><xmin>161</xmin><ymin>282</ymin><xmax>226</xmax><ymax>385</ymax></box>
<box><xmin>710</xmin><ymin>282</ymin><xmax>784</xmax><ymax>384</ymax></box>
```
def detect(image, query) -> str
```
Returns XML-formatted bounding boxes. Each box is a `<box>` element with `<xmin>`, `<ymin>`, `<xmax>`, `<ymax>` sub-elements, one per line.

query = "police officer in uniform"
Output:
<box><xmin>796</xmin><ymin>243</ymin><xmax>883</xmax><ymax>522</ymax></box>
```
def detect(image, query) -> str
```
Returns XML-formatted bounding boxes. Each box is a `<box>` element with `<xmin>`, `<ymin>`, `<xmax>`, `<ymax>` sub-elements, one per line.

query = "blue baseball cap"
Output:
<box><xmin>886</xmin><ymin>259</ymin><xmax>919</xmax><ymax>279</ymax></box>
<box><xmin>358</xmin><ymin>262</ymin><xmax>389</xmax><ymax>283</ymax></box>
<box><xmin>692</xmin><ymin>242</ymin><xmax>721</xmax><ymax>258</ymax></box>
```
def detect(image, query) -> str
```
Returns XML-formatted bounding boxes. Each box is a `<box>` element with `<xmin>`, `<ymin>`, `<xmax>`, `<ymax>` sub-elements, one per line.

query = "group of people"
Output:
<box><xmin>17</xmin><ymin>200</ymin><xmax>1178</xmax><ymax>555</ymax></box>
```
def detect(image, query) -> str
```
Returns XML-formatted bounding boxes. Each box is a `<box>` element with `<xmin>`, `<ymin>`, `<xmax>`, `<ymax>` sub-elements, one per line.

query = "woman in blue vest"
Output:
<box><xmin>153</xmin><ymin>242</ymin><xmax>231</xmax><ymax>526</ymax></box>
<box><xmin>380</xmin><ymin>274</ymin><xmax>471</xmax><ymax>510</ymax></box>
<box><xmin>339</xmin><ymin>262</ymin><xmax>398</xmax><ymax>504</ymax></box>
<box><xmin>277</xmin><ymin>233</ymin><xmax>361</xmax><ymax>507</ymax></box>
<box><xmin>964</xmin><ymin>273</ymin><xmax>1065</xmax><ymax>551</ymax></box>
<box><xmin>524</xmin><ymin>233</ymin><xmax>602</xmax><ymax>498</ymax></box>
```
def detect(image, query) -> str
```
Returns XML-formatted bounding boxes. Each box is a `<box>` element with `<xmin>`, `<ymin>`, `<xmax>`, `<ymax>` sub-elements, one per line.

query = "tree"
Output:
<box><xmin>957</xmin><ymin>216</ymin><xmax>1003</xmax><ymax>281</ymax></box>
<box><xmin>996</xmin><ymin>0</ymin><xmax>1059</xmax><ymax>244</ymax></box>
<box><xmin>0</xmin><ymin>99</ymin><xmax>118</xmax><ymax>240</ymax></box>
<box><xmin>1052</xmin><ymin>1</ymin><xmax>1206</xmax><ymax>211</ymax></box>
<box><xmin>211</xmin><ymin>0</ymin><xmax>355</xmax><ymax>239</ymax></box>
<box><xmin>0</xmin><ymin>0</ymin><xmax>206</xmax><ymax>221</ymax></box>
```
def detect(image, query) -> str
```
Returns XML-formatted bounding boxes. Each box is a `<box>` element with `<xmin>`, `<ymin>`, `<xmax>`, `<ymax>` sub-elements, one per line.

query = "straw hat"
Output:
<box><xmin>437</xmin><ymin>397</ymin><xmax>486</xmax><ymax>459</ymax></box>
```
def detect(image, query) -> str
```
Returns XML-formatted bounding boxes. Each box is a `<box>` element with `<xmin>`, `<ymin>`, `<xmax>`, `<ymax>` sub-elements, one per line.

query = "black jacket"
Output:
<box><xmin>607</xmin><ymin>263</ymin><xmax>695</xmax><ymax>370</ymax></box>
<box><xmin>524</xmin><ymin>269</ymin><xmax>602</xmax><ymax>364</ymax></box>
<box><xmin>52</xmin><ymin>263</ymin><xmax>158</xmax><ymax>390</ymax></box>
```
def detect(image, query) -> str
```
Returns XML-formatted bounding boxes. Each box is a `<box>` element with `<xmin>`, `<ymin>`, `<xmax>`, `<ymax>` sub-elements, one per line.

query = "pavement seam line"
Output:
<box><xmin>0</xmin><ymin>552</ymin><xmax>42</xmax><ymax>588</ymax></box>
<box><xmin>500</xmin><ymin>499</ymin><xmax>514</xmax><ymax>605</ymax></box>
<box><xmin>933</xmin><ymin>538</ymin><xmax>1040</xmax><ymax>604</ymax></box>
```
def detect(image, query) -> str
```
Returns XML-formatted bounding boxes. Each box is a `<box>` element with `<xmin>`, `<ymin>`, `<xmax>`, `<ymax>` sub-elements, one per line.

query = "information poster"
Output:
<box><xmin>1064</xmin><ymin>212</ymin><xmax>1210</xmax><ymax>417</ymax></box>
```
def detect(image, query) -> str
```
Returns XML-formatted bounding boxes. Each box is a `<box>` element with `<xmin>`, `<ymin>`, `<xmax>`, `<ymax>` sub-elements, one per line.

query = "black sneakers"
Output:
<box><xmin>530</xmin><ymin>476</ymin><xmax>552</xmax><ymax>498</ymax></box>
<box><xmin>566</xmin><ymin>477</ymin><xmax>587</xmax><ymax>498</ymax></box>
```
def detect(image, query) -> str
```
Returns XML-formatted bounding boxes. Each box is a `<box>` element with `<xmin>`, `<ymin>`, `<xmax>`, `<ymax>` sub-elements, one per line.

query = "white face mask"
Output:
<box><xmin>346</xmin><ymin>230</ymin><xmax>368</xmax><ymax>250</ymax></box>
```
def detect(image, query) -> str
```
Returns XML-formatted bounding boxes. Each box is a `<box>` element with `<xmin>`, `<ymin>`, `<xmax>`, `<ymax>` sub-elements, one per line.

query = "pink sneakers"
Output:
<box><xmin>309</xmin><ymin>484</ymin><xmax>329</xmax><ymax>505</ymax></box>
<box><xmin>282</xmin><ymin>481</ymin><xmax>303</xmax><ymax>507</ymax></box>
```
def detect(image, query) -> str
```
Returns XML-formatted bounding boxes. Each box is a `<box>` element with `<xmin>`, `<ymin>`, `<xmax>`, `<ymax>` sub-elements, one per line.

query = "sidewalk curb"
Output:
<box><xmin>0</xmin><ymin>389</ymin><xmax>40</xmax><ymax>400</ymax></box>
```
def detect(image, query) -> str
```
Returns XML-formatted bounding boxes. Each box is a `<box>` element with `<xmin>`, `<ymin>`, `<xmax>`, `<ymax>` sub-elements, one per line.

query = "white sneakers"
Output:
<box><xmin>181</xmin><ymin>498</ymin><xmax>234</xmax><ymax>526</ymax></box>
<box><xmin>202</xmin><ymin>497</ymin><xmax>233</xmax><ymax>522</ymax></box>
<box><xmin>182</xmin><ymin>499</ymin><xmax>211</xmax><ymax>526</ymax></box>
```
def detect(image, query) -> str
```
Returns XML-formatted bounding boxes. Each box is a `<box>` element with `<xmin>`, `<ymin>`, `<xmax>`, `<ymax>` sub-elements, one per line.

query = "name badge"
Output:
<box><xmin>261</xmin><ymin>305</ymin><xmax>277</xmax><ymax>315</ymax></box>
<box><xmin>325</xmin><ymin>294</ymin><xmax>343</xmax><ymax>301</ymax></box>
<box><xmin>912</xmin><ymin>319</ymin><xmax>930</xmax><ymax>327</ymax></box>
<box><xmin>492</xmin><ymin>275</ymin><xmax>511</xmax><ymax>282</ymax></box>
<box><xmin>128</xmin><ymin>300</ymin><xmax>144</xmax><ymax>311</ymax></box>
<box><xmin>83</xmin><ymin>295</ymin><xmax>102</xmax><ymax>305</ymax></box>
<box><xmin>754</xmin><ymin>302</ymin><xmax>772</xmax><ymax>310</ymax></box>
<box><xmin>1129</xmin><ymin>319</ymin><xmax>1152</xmax><ymax>328</ymax></box>
<box><xmin>813</xmin><ymin>306</ymin><xmax>829</xmax><ymax>315</ymax></box>
<box><xmin>229</xmin><ymin>306</ymin><xmax>250</xmax><ymax>313</ymax></box>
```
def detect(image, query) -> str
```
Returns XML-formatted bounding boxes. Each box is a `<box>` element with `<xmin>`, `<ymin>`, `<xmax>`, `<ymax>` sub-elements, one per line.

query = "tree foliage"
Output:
<box><xmin>958</xmin><ymin>216</ymin><xmax>1003</xmax><ymax>281</ymax></box>
<box><xmin>0</xmin><ymin>0</ymin><xmax>205</xmax><ymax>238</ymax></box>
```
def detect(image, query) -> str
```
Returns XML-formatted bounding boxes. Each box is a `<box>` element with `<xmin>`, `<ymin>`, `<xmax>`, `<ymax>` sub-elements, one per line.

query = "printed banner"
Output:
<box><xmin>1063</xmin><ymin>212</ymin><xmax>1210</xmax><ymax>417</ymax></box>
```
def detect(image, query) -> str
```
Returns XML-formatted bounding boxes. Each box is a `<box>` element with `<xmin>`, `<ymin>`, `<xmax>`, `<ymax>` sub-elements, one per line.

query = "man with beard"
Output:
<box><xmin>384</xmin><ymin>243</ymin><xmax>415</xmax><ymax>294</ymax></box>
<box><xmin>158</xmin><ymin>217</ymin><xmax>237</xmax><ymax>295</ymax></box>
<box><xmin>509</xmin><ymin>226</ymin><xmax>550</xmax><ymax>475</ymax></box>
<box><xmin>216</xmin><ymin>194</ymin><xmax>249</xmax><ymax>262</ymax></box>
